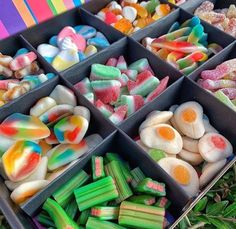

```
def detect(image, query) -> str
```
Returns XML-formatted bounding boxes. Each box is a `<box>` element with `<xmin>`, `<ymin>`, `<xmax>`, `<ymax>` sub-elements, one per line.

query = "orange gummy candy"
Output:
<box><xmin>124</xmin><ymin>3</ymin><xmax>148</xmax><ymax>18</ymax></box>
<box><xmin>134</xmin><ymin>18</ymin><xmax>155</xmax><ymax>28</ymax></box>
<box><xmin>154</xmin><ymin>4</ymin><xmax>171</xmax><ymax>19</ymax></box>
<box><xmin>114</xmin><ymin>18</ymin><xmax>133</xmax><ymax>34</ymax></box>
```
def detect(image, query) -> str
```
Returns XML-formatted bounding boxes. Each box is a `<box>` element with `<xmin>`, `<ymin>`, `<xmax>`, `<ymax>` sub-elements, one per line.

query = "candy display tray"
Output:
<box><xmin>0</xmin><ymin>1</ymin><xmax>236</xmax><ymax>229</ymax></box>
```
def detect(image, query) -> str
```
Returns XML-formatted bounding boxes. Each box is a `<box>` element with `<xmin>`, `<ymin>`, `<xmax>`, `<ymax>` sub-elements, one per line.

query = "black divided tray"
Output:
<box><xmin>0</xmin><ymin>1</ymin><xmax>236</xmax><ymax>229</ymax></box>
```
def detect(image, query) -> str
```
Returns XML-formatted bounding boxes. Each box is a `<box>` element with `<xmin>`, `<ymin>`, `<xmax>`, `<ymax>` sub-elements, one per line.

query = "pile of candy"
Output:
<box><xmin>0</xmin><ymin>49</ymin><xmax>56</xmax><ymax>107</ymax></box>
<box><xmin>198</xmin><ymin>59</ymin><xmax>236</xmax><ymax>111</ymax></box>
<box><xmin>95</xmin><ymin>0</ymin><xmax>172</xmax><ymax>35</ymax></box>
<box><xmin>142</xmin><ymin>16</ymin><xmax>223</xmax><ymax>75</ymax></box>
<box><xmin>74</xmin><ymin>56</ymin><xmax>169</xmax><ymax>124</ymax></box>
<box><xmin>135</xmin><ymin>101</ymin><xmax>233</xmax><ymax>198</ymax></box>
<box><xmin>168</xmin><ymin>0</ymin><xmax>187</xmax><ymax>6</ymax></box>
<box><xmin>37</xmin><ymin>25</ymin><xmax>110</xmax><ymax>72</ymax></box>
<box><xmin>0</xmin><ymin>85</ymin><xmax>103</xmax><ymax>205</ymax></box>
<box><xmin>35</xmin><ymin>153</ymin><xmax>174</xmax><ymax>229</ymax></box>
<box><xmin>194</xmin><ymin>1</ymin><xmax>236</xmax><ymax>38</ymax></box>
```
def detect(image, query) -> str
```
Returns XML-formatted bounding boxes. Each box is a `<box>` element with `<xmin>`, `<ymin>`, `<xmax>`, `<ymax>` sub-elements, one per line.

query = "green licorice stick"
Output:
<box><xmin>77</xmin><ymin>188</ymin><xmax>118</xmax><ymax>210</ymax></box>
<box><xmin>86</xmin><ymin>217</ymin><xmax>126</xmax><ymax>229</ymax></box>
<box><xmin>136</xmin><ymin>178</ymin><xmax>166</xmax><ymax>197</ymax></box>
<box><xmin>105</xmin><ymin>161</ymin><xmax>133</xmax><ymax>203</ymax></box>
<box><xmin>119</xmin><ymin>201</ymin><xmax>165</xmax><ymax>229</ymax></box>
<box><xmin>106</xmin><ymin>153</ymin><xmax>132</xmax><ymax>183</ymax></box>
<box><xmin>130</xmin><ymin>167</ymin><xmax>145</xmax><ymax>188</ymax></box>
<box><xmin>65</xmin><ymin>198</ymin><xmax>78</xmax><ymax>220</ymax></box>
<box><xmin>37</xmin><ymin>212</ymin><xmax>55</xmax><ymax>227</ymax></box>
<box><xmin>92</xmin><ymin>156</ymin><xmax>105</xmax><ymax>181</ymax></box>
<box><xmin>120</xmin><ymin>201</ymin><xmax>165</xmax><ymax>216</ymax></box>
<box><xmin>42</xmin><ymin>198</ymin><xmax>79</xmax><ymax>229</ymax></box>
<box><xmin>77</xmin><ymin>209</ymin><xmax>90</xmax><ymax>225</ymax></box>
<box><xmin>74</xmin><ymin>176</ymin><xmax>118</xmax><ymax>211</ymax></box>
<box><xmin>75</xmin><ymin>181</ymin><xmax>116</xmax><ymax>203</ymax></box>
<box><xmin>53</xmin><ymin>170</ymin><xmax>89</xmax><ymax>207</ymax></box>
<box><xmin>119</xmin><ymin>215</ymin><xmax>163</xmax><ymax>229</ymax></box>
<box><xmin>155</xmin><ymin>197</ymin><xmax>171</xmax><ymax>209</ymax></box>
<box><xmin>128</xmin><ymin>195</ymin><xmax>156</xmax><ymax>206</ymax></box>
<box><xmin>91</xmin><ymin>206</ymin><xmax>119</xmax><ymax>220</ymax></box>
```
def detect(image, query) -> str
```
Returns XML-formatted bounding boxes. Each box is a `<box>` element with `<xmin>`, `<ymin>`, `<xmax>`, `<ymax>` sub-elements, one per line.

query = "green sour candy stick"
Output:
<box><xmin>128</xmin><ymin>195</ymin><xmax>156</xmax><ymax>206</ymax></box>
<box><xmin>215</xmin><ymin>90</ymin><xmax>236</xmax><ymax>111</ymax></box>
<box><xmin>42</xmin><ymin>198</ymin><xmax>79</xmax><ymax>229</ymax></box>
<box><xmin>130</xmin><ymin>167</ymin><xmax>146</xmax><ymax>188</ymax></box>
<box><xmin>91</xmin><ymin>206</ymin><xmax>119</xmax><ymax>220</ymax></box>
<box><xmin>155</xmin><ymin>197</ymin><xmax>171</xmax><ymax>209</ymax></box>
<box><xmin>105</xmin><ymin>160</ymin><xmax>133</xmax><ymax>203</ymax></box>
<box><xmin>77</xmin><ymin>209</ymin><xmax>90</xmax><ymax>225</ymax></box>
<box><xmin>119</xmin><ymin>201</ymin><xmax>165</xmax><ymax>229</ymax></box>
<box><xmin>65</xmin><ymin>198</ymin><xmax>78</xmax><ymax>220</ymax></box>
<box><xmin>92</xmin><ymin>156</ymin><xmax>105</xmax><ymax>181</ymax></box>
<box><xmin>106</xmin><ymin>153</ymin><xmax>132</xmax><ymax>182</ymax></box>
<box><xmin>86</xmin><ymin>217</ymin><xmax>126</xmax><ymax>229</ymax></box>
<box><xmin>135</xmin><ymin>178</ymin><xmax>166</xmax><ymax>197</ymax></box>
<box><xmin>74</xmin><ymin>176</ymin><xmax>118</xmax><ymax>211</ymax></box>
<box><xmin>37</xmin><ymin>211</ymin><xmax>55</xmax><ymax>227</ymax></box>
<box><xmin>53</xmin><ymin>170</ymin><xmax>89</xmax><ymax>207</ymax></box>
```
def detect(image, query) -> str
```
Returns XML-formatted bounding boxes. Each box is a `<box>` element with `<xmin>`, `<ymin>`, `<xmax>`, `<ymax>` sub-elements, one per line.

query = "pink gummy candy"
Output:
<box><xmin>201</xmin><ymin>59</ymin><xmax>236</xmax><ymax>80</ymax></box>
<box><xmin>109</xmin><ymin>105</ymin><xmax>128</xmax><ymax>124</ymax></box>
<box><xmin>145</xmin><ymin>76</ymin><xmax>169</xmax><ymax>103</ymax></box>
<box><xmin>106</xmin><ymin>58</ymin><xmax>118</xmax><ymax>67</ymax></box>
<box><xmin>0</xmin><ymin>79</ymin><xmax>19</xmax><ymax>90</ymax></box>
<box><xmin>225</xmin><ymin>18</ymin><xmax>236</xmax><ymax>37</ymax></box>
<box><xmin>9</xmin><ymin>52</ymin><xmax>37</xmax><ymax>71</ymax></box>
<box><xmin>105</xmin><ymin>11</ymin><xmax>118</xmax><ymax>25</ymax></box>
<box><xmin>220</xmin><ymin>88</ymin><xmax>236</xmax><ymax>100</ymax></box>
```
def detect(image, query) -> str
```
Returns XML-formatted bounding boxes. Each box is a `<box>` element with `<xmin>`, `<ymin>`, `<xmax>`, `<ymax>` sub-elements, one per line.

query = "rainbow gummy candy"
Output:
<box><xmin>119</xmin><ymin>201</ymin><xmax>165</xmax><ymax>229</ymax></box>
<box><xmin>2</xmin><ymin>140</ymin><xmax>42</xmax><ymax>182</ymax></box>
<box><xmin>129</xmin><ymin>195</ymin><xmax>156</xmax><ymax>206</ymax></box>
<box><xmin>92</xmin><ymin>156</ymin><xmax>105</xmax><ymax>181</ymax></box>
<box><xmin>95</xmin><ymin>100</ymin><xmax>114</xmax><ymax>118</ymax></box>
<box><xmin>53</xmin><ymin>170</ymin><xmax>89</xmax><ymax>207</ymax></box>
<box><xmin>121</xmin><ymin>95</ymin><xmax>144</xmax><ymax>116</ymax></box>
<box><xmin>105</xmin><ymin>160</ymin><xmax>133</xmax><ymax>203</ymax></box>
<box><xmin>74</xmin><ymin>78</ymin><xmax>92</xmax><ymax>95</ymax></box>
<box><xmin>42</xmin><ymin>198</ymin><xmax>79</xmax><ymax>229</ymax></box>
<box><xmin>54</xmin><ymin>115</ymin><xmax>89</xmax><ymax>144</ymax></box>
<box><xmin>136</xmin><ymin>178</ymin><xmax>166</xmax><ymax>197</ymax></box>
<box><xmin>74</xmin><ymin>176</ymin><xmax>118</xmax><ymax>211</ymax></box>
<box><xmin>109</xmin><ymin>105</ymin><xmax>128</xmax><ymax>125</ymax></box>
<box><xmin>91</xmin><ymin>206</ymin><xmax>119</xmax><ymax>220</ymax></box>
<box><xmin>0</xmin><ymin>113</ymin><xmax>50</xmax><ymax>140</ymax></box>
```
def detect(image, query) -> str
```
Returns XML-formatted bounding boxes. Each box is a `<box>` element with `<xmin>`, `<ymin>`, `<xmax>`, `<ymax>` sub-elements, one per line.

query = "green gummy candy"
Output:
<box><xmin>215</xmin><ymin>90</ymin><xmax>236</xmax><ymax>111</ymax></box>
<box><xmin>53</xmin><ymin>170</ymin><xmax>89</xmax><ymax>207</ymax></box>
<box><xmin>42</xmin><ymin>198</ymin><xmax>79</xmax><ymax>229</ymax></box>
<box><xmin>136</xmin><ymin>178</ymin><xmax>166</xmax><ymax>197</ymax></box>
<box><xmin>37</xmin><ymin>211</ymin><xmax>55</xmax><ymax>227</ymax></box>
<box><xmin>91</xmin><ymin>64</ymin><xmax>121</xmax><ymax>80</ymax></box>
<box><xmin>149</xmin><ymin>149</ymin><xmax>166</xmax><ymax>162</ymax></box>
<box><xmin>86</xmin><ymin>217</ymin><xmax>126</xmax><ymax>229</ymax></box>
<box><xmin>155</xmin><ymin>197</ymin><xmax>171</xmax><ymax>209</ymax></box>
<box><xmin>128</xmin><ymin>58</ymin><xmax>149</xmax><ymax>73</ymax></box>
<box><xmin>146</xmin><ymin>0</ymin><xmax>160</xmax><ymax>14</ymax></box>
<box><xmin>131</xmin><ymin>167</ymin><xmax>146</xmax><ymax>188</ymax></box>
<box><xmin>77</xmin><ymin>209</ymin><xmax>90</xmax><ymax>225</ymax></box>
<box><xmin>91</xmin><ymin>206</ymin><xmax>119</xmax><ymax>220</ymax></box>
<box><xmin>74</xmin><ymin>176</ymin><xmax>118</xmax><ymax>211</ymax></box>
<box><xmin>128</xmin><ymin>195</ymin><xmax>156</xmax><ymax>206</ymax></box>
<box><xmin>65</xmin><ymin>198</ymin><xmax>78</xmax><ymax>220</ymax></box>
<box><xmin>92</xmin><ymin>156</ymin><xmax>105</xmax><ymax>181</ymax></box>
